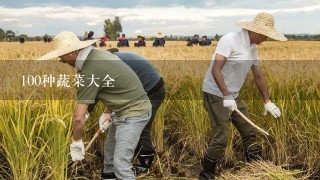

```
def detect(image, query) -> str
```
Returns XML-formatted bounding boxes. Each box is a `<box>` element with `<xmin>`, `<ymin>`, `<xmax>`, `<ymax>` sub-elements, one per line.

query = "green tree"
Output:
<box><xmin>113</xmin><ymin>16</ymin><xmax>122</xmax><ymax>38</ymax></box>
<box><xmin>104</xmin><ymin>19</ymin><xmax>112</xmax><ymax>36</ymax></box>
<box><xmin>103</xmin><ymin>17</ymin><xmax>123</xmax><ymax>40</ymax></box>
<box><xmin>104</xmin><ymin>19</ymin><xmax>116</xmax><ymax>40</ymax></box>
<box><xmin>108</xmin><ymin>21</ymin><xmax>116</xmax><ymax>40</ymax></box>
<box><xmin>0</xmin><ymin>28</ymin><xmax>4</xmax><ymax>41</ymax></box>
<box><xmin>214</xmin><ymin>34</ymin><xmax>221</xmax><ymax>41</ymax></box>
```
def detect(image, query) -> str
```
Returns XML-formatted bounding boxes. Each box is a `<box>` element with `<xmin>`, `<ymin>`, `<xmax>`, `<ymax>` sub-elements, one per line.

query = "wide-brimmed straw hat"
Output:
<box><xmin>37</xmin><ymin>31</ymin><xmax>98</xmax><ymax>61</ymax></box>
<box><xmin>236</xmin><ymin>12</ymin><xmax>287</xmax><ymax>41</ymax></box>
<box><xmin>155</xmin><ymin>32</ymin><xmax>165</xmax><ymax>38</ymax></box>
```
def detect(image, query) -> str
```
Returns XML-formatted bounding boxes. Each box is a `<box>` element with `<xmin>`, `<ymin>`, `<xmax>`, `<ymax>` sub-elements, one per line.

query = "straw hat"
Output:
<box><xmin>236</xmin><ymin>12</ymin><xmax>287</xmax><ymax>41</ymax></box>
<box><xmin>37</xmin><ymin>31</ymin><xmax>98</xmax><ymax>61</ymax></box>
<box><xmin>155</xmin><ymin>32</ymin><xmax>165</xmax><ymax>38</ymax></box>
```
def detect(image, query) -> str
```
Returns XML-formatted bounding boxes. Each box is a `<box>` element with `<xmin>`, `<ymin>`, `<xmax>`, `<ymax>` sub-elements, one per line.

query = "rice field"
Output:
<box><xmin>0</xmin><ymin>40</ymin><xmax>320</xmax><ymax>179</ymax></box>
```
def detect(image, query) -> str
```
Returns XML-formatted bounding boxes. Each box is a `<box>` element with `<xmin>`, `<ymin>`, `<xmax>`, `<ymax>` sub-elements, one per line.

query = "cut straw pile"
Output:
<box><xmin>218</xmin><ymin>161</ymin><xmax>305</xmax><ymax>180</ymax></box>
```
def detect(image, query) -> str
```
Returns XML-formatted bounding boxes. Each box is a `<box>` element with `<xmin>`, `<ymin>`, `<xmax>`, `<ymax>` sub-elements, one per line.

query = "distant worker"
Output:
<box><xmin>199</xmin><ymin>35</ymin><xmax>212</xmax><ymax>46</ymax></box>
<box><xmin>84</xmin><ymin>31</ymin><xmax>94</xmax><ymax>40</ymax></box>
<box><xmin>134</xmin><ymin>35</ymin><xmax>146</xmax><ymax>47</ymax></box>
<box><xmin>19</xmin><ymin>36</ymin><xmax>25</xmax><ymax>44</ymax></box>
<box><xmin>44</xmin><ymin>34</ymin><xmax>51</xmax><ymax>43</ymax></box>
<box><xmin>206</xmin><ymin>36</ymin><xmax>212</xmax><ymax>45</ymax></box>
<box><xmin>186</xmin><ymin>38</ymin><xmax>193</xmax><ymax>47</ymax></box>
<box><xmin>84</xmin><ymin>31</ymin><xmax>97</xmax><ymax>47</ymax></box>
<box><xmin>117</xmin><ymin>34</ymin><xmax>130</xmax><ymax>47</ymax></box>
<box><xmin>99</xmin><ymin>36</ymin><xmax>107</xmax><ymax>47</ymax></box>
<box><xmin>153</xmin><ymin>32</ymin><xmax>165</xmax><ymax>47</ymax></box>
<box><xmin>191</xmin><ymin>34</ymin><xmax>200</xmax><ymax>45</ymax></box>
<box><xmin>43</xmin><ymin>34</ymin><xmax>52</xmax><ymax>43</ymax></box>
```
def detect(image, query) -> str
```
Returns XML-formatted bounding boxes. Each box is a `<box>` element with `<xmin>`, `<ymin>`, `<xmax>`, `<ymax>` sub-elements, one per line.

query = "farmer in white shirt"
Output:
<box><xmin>200</xmin><ymin>12</ymin><xmax>287</xmax><ymax>179</ymax></box>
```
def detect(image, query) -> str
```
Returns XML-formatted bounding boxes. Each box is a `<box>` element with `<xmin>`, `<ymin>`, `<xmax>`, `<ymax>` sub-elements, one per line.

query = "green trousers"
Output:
<box><xmin>203</xmin><ymin>92</ymin><xmax>261</xmax><ymax>160</ymax></box>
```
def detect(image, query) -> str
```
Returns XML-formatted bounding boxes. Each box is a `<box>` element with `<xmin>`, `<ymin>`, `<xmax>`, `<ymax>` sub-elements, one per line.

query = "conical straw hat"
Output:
<box><xmin>236</xmin><ymin>12</ymin><xmax>287</xmax><ymax>41</ymax></box>
<box><xmin>155</xmin><ymin>32</ymin><xmax>165</xmax><ymax>38</ymax></box>
<box><xmin>37</xmin><ymin>31</ymin><xmax>98</xmax><ymax>60</ymax></box>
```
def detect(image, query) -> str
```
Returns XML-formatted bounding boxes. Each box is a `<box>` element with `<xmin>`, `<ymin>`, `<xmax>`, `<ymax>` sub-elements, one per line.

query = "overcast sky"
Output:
<box><xmin>0</xmin><ymin>0</ymin><xmax>319</xmax><ymax>37</ymax></box>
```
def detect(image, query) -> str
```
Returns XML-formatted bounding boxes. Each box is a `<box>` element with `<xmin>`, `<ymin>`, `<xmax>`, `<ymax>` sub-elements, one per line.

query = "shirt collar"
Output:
<box><xmin>240</xmin><ymin>29</ymin><xmax>256</xmax><ymax>50</ymax></box>
<box><xmin>75</xmin><ymin>46</ymin><xmax>93</xmax><ymax>71</ymax></box>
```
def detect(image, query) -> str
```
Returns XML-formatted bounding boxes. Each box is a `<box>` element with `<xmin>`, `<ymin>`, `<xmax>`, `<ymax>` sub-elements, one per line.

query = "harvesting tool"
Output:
<box><xmin>235</xmin><ymin>109</ymin><xmax>270</xmax><ymax>136</ymax></box>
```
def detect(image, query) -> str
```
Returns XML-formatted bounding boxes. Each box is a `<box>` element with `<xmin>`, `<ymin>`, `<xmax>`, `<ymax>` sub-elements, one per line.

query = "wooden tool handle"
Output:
<box><xmin>235</xmin><ymin>109</ymin><xmax>270</xmax><ymax>136</ymax></box>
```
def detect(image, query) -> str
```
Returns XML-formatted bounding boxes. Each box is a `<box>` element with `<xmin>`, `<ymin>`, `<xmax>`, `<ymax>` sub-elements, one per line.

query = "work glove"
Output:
<box><xmin>223</xmin><ymin>95</ymin><xmax>237</xmax><ymax>111</ymax></box>
<box><xmin>70</xmin><ymin>139</ymin><xmax>85</xmax><ymax>161</ymax></box>
<box><xmin>99</xmin><ymin>112</ymin><xmax>113</xmax><ymax>133</ymax></box>
<box><xmin>263</xmin><ymin>101</ymin><xmax>281</xmax><ymax>118</ymax></box>
<box><xmin>85</xmin><ymin>112</ymin><xmax>90</xmax><ymax>120</ymax></box>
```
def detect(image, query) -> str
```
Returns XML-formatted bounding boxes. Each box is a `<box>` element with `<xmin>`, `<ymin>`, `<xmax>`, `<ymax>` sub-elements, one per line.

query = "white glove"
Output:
<box><xmin>223</xmin><ymin>95</ymin><xmax>237</xmax><ymax>111</ymax></box>
<box><xmin>263</xmin><ymin>101</ymin><xmax>281</xmax><ymax>118</ymax></box>
<box><xmin>99</xmin><ymin>112</ymin><xmax>112</xmax><ymax>133</ymax></box>
<box><xmin>70</xmin><ymin>139</ymin><xmax>85</xmax><ymax>161</ymax></box>
<box><xmin>85</xmin><ymin>112</ymin><xmax>90</xmax><ymax>120</ymax></box>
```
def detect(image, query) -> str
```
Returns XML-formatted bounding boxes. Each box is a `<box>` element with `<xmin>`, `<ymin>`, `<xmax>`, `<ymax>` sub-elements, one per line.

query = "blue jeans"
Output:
<box><xmin>103</xmin><ymin>112</ymin><xmax>151</xmax><ymax>179</ymax></box>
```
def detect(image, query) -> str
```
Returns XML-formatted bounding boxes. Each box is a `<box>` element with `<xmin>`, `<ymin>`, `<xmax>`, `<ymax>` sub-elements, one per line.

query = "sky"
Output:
<box><xmin>0</xmin><ymin>0</ymin><xmax>319</xmax><ymax>37</ymax></box>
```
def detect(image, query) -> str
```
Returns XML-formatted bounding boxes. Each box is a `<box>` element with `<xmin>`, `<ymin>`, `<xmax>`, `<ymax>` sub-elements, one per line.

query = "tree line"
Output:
<box><xmin>1</xmin><ymin>18</ymin><xmax>320</xmax><ymax>42</ymax></box>
<box><xmin>103</xmin><ymin>16</ymin><xmax>122</xmax><ymax>40</ymax></box>
<box><xmin>0</xmin><ymin>29</ymin><xmax>16</xmax><ymax>41</ymax></box>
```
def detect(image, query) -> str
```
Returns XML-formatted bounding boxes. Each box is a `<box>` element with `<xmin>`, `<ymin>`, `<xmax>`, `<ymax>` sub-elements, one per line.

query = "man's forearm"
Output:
<box><xmin>212</xmin><ymin>71</ymin><xmax>231</xmax><ymax>96</ymax></box>
<box><xmin>73</xmin><ymin>103</ymin><xmax>89</xmax><ymax>140</ymax></box>
<box><xmin>72</xmin><ymin>116</ymin><xmax>85</xmax><ymax>140</ymax></box>
<box><xmin>254</xmin><ymin>76</ymin><xmax>270</xmax><ymax>103</ymax></box>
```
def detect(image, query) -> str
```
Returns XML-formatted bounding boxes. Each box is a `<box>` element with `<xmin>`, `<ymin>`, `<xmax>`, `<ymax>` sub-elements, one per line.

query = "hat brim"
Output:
<box><xmin>37</xmin><ymin>39</ymin><xmax>98</xmax><ymax>61</ymax></box>
<box><xmin>236</xmin><ymin>21</ymin><xmax>287</xmax><ymax>41</ymax></box>
<box><xmin>155</xmin><ymin>32</ymin><xmax>165</xmax><ymax>38</ymax></box>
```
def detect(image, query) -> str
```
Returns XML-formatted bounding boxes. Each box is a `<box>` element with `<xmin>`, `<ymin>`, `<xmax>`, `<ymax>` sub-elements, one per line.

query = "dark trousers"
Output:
<box><xmin>203</xmin><ymin>92</ymin><xmax>261</xmax><ymax>160</ymax></box>
<box><xmin>136</xmin><ymin>84</ymin><xmax>166</xmax><ymax>155</ymax></box>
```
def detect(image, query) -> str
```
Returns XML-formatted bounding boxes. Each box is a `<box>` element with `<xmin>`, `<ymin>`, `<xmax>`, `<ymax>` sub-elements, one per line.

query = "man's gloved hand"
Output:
<box><xmin>223</xmin><ymin>95</ymin><xmax>237</xmax><ymax>111</ymax></box>
<box><xmin>263</xmin><ymin>101</ymin><xmax>281</xmax><ymax>118</ymax></box>
<box><xmin>70</xmin><ymin>139</ymin><xmax>85</xmax><ymax>161</ymax></box>
<box><xmin>85</xmin><ymin>112</ymin><xmax>90</xmax><ymax>121</ymax></box>
<box><xmin>99</xmin><ymin>112</ymin><xmax>113</xmax><ymax>133</ymax></box>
